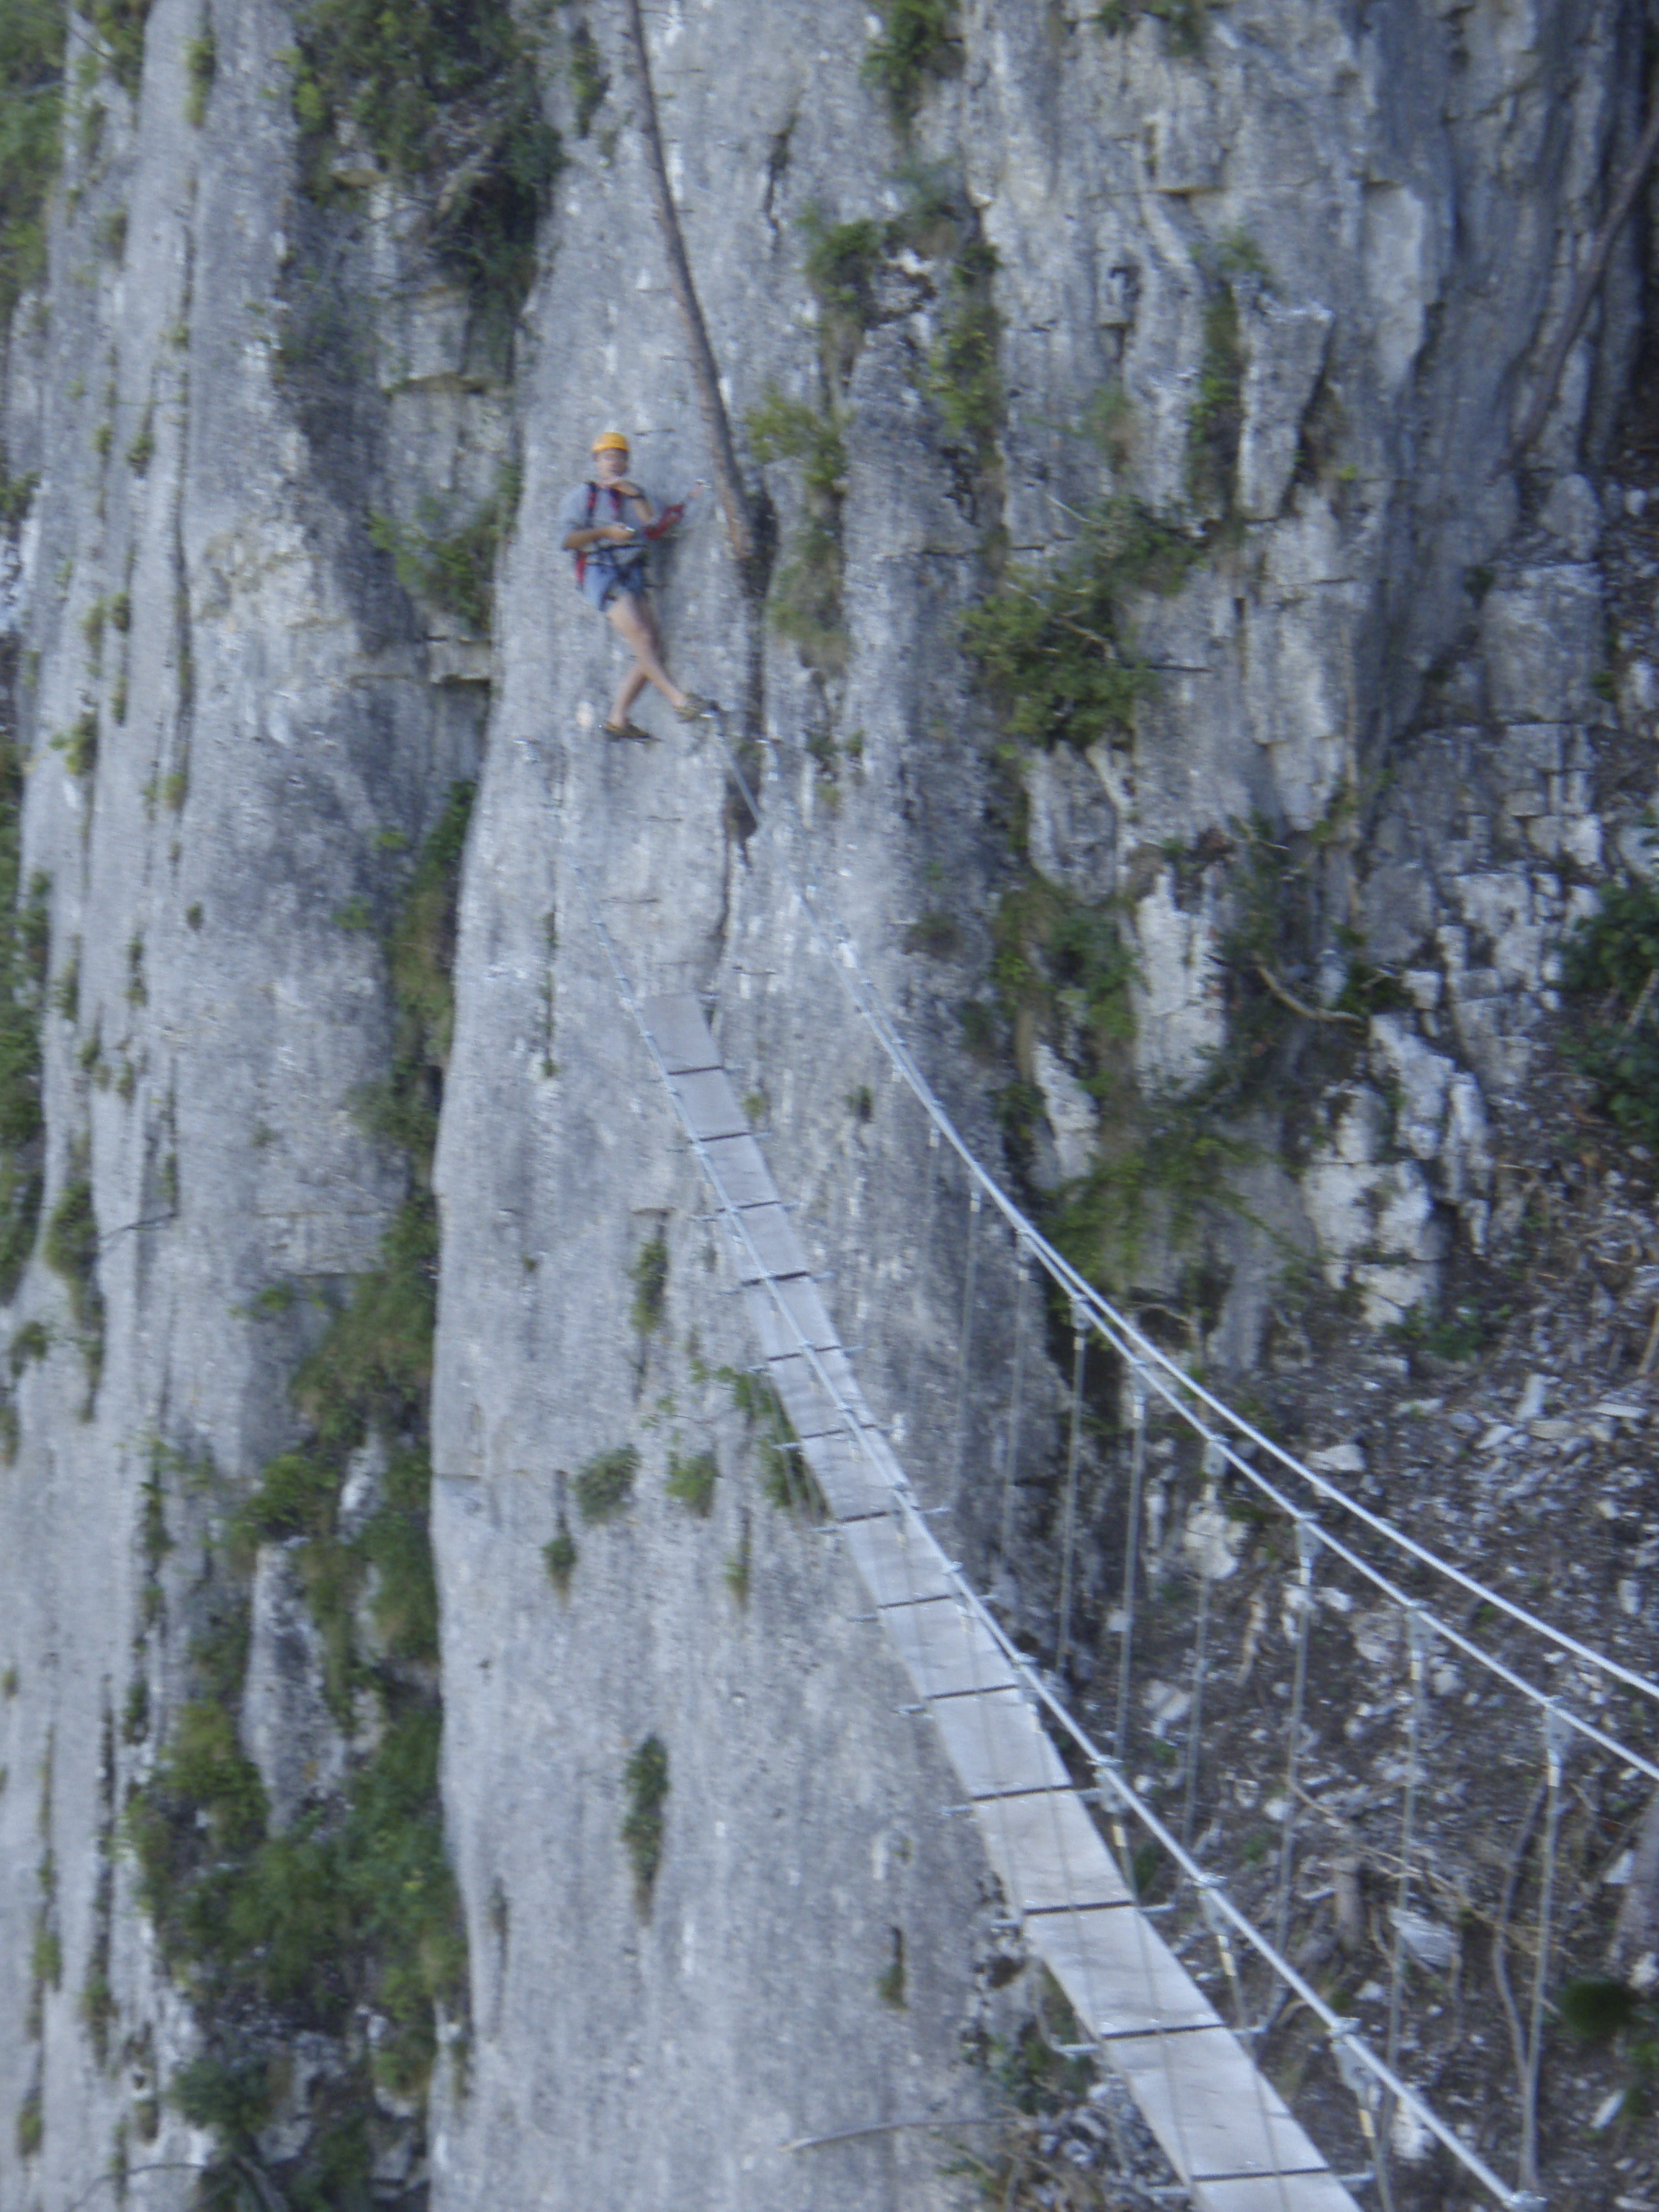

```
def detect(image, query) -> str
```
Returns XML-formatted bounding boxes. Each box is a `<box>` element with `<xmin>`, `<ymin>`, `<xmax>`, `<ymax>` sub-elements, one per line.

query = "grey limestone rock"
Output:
<box><xmin>1</xmin><ymin>0</ymin><xmax>1655</xmax><ymax>2204</ymax></box>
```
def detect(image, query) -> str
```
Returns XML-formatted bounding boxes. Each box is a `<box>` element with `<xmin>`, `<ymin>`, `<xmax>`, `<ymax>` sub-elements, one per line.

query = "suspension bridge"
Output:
<box><xmin>570</xmin><ymin>714</ymin><xmax>1659</xmax><ymax>2212</ymax></box>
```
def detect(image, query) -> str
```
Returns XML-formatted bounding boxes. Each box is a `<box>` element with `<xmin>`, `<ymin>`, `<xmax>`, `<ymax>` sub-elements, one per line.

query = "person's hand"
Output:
<box><xmin>603</xmin><ymin>522</ymin><xmax>637</xmax><ymax>543</ymax></box>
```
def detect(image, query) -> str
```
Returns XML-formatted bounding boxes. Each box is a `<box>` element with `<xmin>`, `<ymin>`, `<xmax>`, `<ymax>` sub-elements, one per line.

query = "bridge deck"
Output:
<box><xmin>641</xmin><ymin>993</ymin><xmax>1360</xmax><ymax>2212</ymax></box>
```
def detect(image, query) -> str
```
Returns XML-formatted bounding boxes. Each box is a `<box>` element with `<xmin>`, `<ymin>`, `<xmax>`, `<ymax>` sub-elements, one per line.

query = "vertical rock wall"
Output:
<box><xmin>0</xmin><ymin>0</ymin><xmax>1652</xmax><ymax>2206</ymax></box>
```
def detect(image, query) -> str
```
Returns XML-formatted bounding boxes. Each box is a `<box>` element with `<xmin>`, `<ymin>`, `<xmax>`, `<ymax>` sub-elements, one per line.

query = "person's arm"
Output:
<box><xmin>614</xmin><ymin>480</ymin><xmax>657</xmax><ymax>526</ymax></box>
<box><xmin>561</xmin><ymin>521</ymin><xmax>637</xmax><ymax>550</ymax></box>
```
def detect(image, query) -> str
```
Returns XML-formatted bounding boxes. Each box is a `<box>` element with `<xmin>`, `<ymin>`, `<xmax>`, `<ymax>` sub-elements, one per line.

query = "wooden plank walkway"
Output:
<box><xmin>640</xmin><ymin>994</ymin><xmax>1360</xmax><ymax>2212</ymax></box>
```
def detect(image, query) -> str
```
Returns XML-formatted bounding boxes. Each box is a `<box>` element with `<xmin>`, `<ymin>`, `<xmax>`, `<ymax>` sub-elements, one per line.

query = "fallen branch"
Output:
<box><xmin>1254</xmin><ymin>962</ymin><xmax>1366</xmax><ymax>1030</ymax></box>
<box><xmin>1498</xmin><ymin>102</ymin><xmax>1659</xmax><ymax>474</ymax></box>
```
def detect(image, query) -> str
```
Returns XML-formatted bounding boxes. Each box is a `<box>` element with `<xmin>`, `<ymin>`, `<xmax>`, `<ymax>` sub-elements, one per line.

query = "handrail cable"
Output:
<box><xmin>570</xmin><ymin>840</ymin><xmax>1535</xmax><ymax>2212</ymax></box>
<box><xmin>703</xmin><ymin>712</ymin><xmax>1659</xmax><ymax>1748</ymax></box>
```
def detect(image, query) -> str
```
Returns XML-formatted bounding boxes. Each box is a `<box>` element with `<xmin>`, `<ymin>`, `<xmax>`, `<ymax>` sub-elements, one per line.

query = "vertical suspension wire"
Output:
<box><xmin>1195</xmin><ymin>1864</ymin><xmax>1299</xmax><ymax>2212</ymax></box>
<box><xmin>1331</xmin><ymin>2022</ymin><xmax>1390</xmax><ymax>2206</ymax></box>
<box><xmin>1375</xmin><ymin>1606</ymin><xmax>1431</xmax><ymax>2211</ymax></box>
<box><xmin>1271</xmin><ymin>1516</ymin><xmax>1321</xmax><ymax>1972</ymax></box>
<box><xmin>1520</xmin><ymin>1704</ymin><xmax>1570</xmax><ymax>2199</ymax></box>
<box><xmin>1112</xmin><ymin>1364</ymin><xmax>1148</xmax><ymax>1768</ymax></box>
<box><xmin>1055</xmin><ymin>1305</ymin><xmax>1088</xmax><ymax>1679</ymax></box>
<box><xmin>1179</xmin><ymin>1434</ymin><xmax>1225</xmax><ymax>1854</ymax></box>
<box><xmin>1096</xmin><ymin>1755</ymin><xmax>1203</xmax><ymax>2193</ymax></box>
<box><xmin>948</xmin><ymin>1183</ymin><xmax>983</xmax><ymax>1499</ymax></box>
<box><xmin>999</xmin><ymin>1236</ymin><xmax>1030</xmax><ymax>1572</ymax></box>
<box><xmin>908</xmin><ymin>1120</ymin><xmax>942</xmax><ymax>1415</ymax></box>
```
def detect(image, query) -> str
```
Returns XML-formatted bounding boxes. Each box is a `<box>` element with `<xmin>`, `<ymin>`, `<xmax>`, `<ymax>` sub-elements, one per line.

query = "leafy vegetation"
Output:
<box><xmin>368</xmin><ymin>469</ymin><xmax>520</xmax><ymax>637</ymax></box>
<box><xmin>1561</xmin><ymin>871</ymin><xmax>1659</xmax><ymax>1149</ymax></box>
<box><xmin>621</xmin><ymin>1734</ymin><xmax>669</xmax><ymax>1903</ymax></box>
<box><xmin>799</xmin><ymin>205</ymin><xmax>885</xmax><ymax>376</ymax></box>
<box><xmin>351</xmin><ymin>780</ymin><xmax>473</xmax><ymax>1177</ymax></box>
<box><xmin>184</xmin><ymin>22</ymin><xmax>215</xmax><ymax>125</ymax></box>
<box><xmin>925</xmin><ymin>233</ymin><xmax>1001</xmax><ymax>469</ymax></box>
<box><xmin>543</xmin><ymin>1513</ymin><xmax>577</xmax><ymax>1594</ymax></box>
<box><xmin>567</xmin><ymin>17</ymin><xmax>606</xmax><ymax>137</ymax></box>
<box><xmin>1094</xmin><ymin>0</ymin><xmax>1206</xmax><ymax>58</ymax></box>
<box><xmin>573</xmin><ymin>1443</ymin><xmax>639</xmax><ymax>1524</ymax></box>
<box><xmin>629</xmin><ymin>1224</ymin><xmax>668</xmax><ymax>1336</ymax></box>
<box><xmin>123</xmin><ymin>796</ymin><xmax>474</xmax><ymax>2198</ymax></box>
<box><xmin>89</xmin><ymin>0</ymin><xmax>153</xmax><ymax>96</ymax></box>
<box><xmin>665</xmin><ymin>1447</ymin><xmax>718</xmax><ymax>1517</ymax></box>
<box><xmin>0</xmin><ymin>0</ymin><xmax>66</xmax><ymax>329</ymax></box>
<box><xmin>61</xmin><ymin>710</ymin><xmax>96</xmax><ymax>780</ymax></box>
<box><xmin>0</xmin><ymin>732</ymin><xmax>49</xmax><ymax>1298</ymax></box>
<box><xmin>746</xmin><ymin>387</ymin><xmax>849</xmax><ymax>673</ymax></box>
<box><xmin>1186</xmin><ymin>238</ymin><xmax>1269</xmax><ymax>516</ymax></box>
<box><xmin>860</xmin><ymin>0</ymin><xmax>959</xmax><ymax>125</ymax></box>
<box><xmin>964</xmin><ymin>493</ymin><xmax>1199</xmax><ymax>752</ymax></box>
<box><xmin>288</xmin><ymin>0</ymin><xmax>558</xmax><ymax>338</ymax></box>
<box><xmin>721</xmin><ymin>1364</ymin><xmax>821</xmax><ymax>1514</ymax></box>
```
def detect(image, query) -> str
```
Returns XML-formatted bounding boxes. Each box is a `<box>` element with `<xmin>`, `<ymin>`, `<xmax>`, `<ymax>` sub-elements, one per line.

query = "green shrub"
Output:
<box><xmin>363</xmin><ymin>1483</ymin><xmax>439</xmax><ymax>1663</ymax></box>
<box><xmin>45</xmin><ymin>1175</ymin><xmax>99</xmax><ymax>1331</ymax></box>
<box><xmin>721</xmin><ymin>1366</ymin><xmax>821</xmax><ymax>1514</ymax></box>
<box><xmin>567</xmin><ymin>17</ymin><xmax>606</xmax><ymax>135</ymax></box>
<box><xmin>1187</xmin><ymin>284</ymin><xmax>1241</xmax><ymax>513</ymax></box>
<box><xmin>125</xmin><ymin>408</ymin><xmax>153</xmax><ymax>474</ymax></box>
<box><xmin>120</xmin><ymin>731</ymin><xmax>473</xmax><ymax>2197</ymax></box>
<box><xmin>0</xmin><ymin>467</ymin><xmax>38</xmax><ymax>529</ymax></box>
<box><xmin>925</xmin><ymin>233</ymin><xmax>1001</xmax><ymax>462</ymax></box>
<box><xmin>369</xmin><ymin>470</ymin><xmax>518</xmax><ymax>636</ymax></box>
<box><xmin>860</xmin><ymin>0</ymin><xmax>958</xmax><ymax>125</ymax></box>
<box><xmin>1561</xmin><ymin>872</ymin><xmax>1659</xmax><ymax>1148</ymax></box>
<box><xmin>0</xmin><ymin>0</ymin><xmax>68</xmax><ymax>329</ymax></box>
<box><xmin>15</xmin><ymin>2088</ymin><xmax>42</xmax><ymax>2157</ymax></box>
<box><xmin>621</xmin><ymin>1735</ymin><xmax>668</xmax><ymax>1901</ymax></box>
<box><xmin>233</xmin><ymin>1449</ymin><xmax>336</xmax><ymax>1547</ymax></box>
<box><xmin>9</xmin><ymin>1319</ymin><xmax>47</xmax><ymax>1373</ymax></box>
<box><xmin>30</xmin><ymin>1920</ymin><xmax>60</xmax><ymax>1988</ymax></box>
<box><xmin>288</xmin><ymin>0</ymin><xmax>558</xmax><ymax>338</ymax></box>
<box><xmin>573</xmin><ymin>1444</ymin><xmax>638</xmax><ymax>1524</ymax></box>
<box><xmin>963</xmin><ymin>492</ymin><xmax>1199</xmax><ymax>751</ymax></box>
<box><xmin>52</xmin><ymin>709</ymin><xmax>97</xmax><ymax>778</ymax></box>
<box><xmin>1095</xmin><ymin>0</ymin><xmax>1206</xmax><ymax>57</ymax></box>
<box><xmin>798</xmin><ymin>204</ymin><xmax>885</xmax><ymax>378</ymax></box>
<box><xmin>629</xmin><ymin>1226</ymin><xmax>669</xmax><ymax>1336</ymax></box>
<box><xmin>351</xmin><ymin>779</ymin><xmax>474</xmax><ymax>1179</ymax></box>
<box><xmin>544</xmin><ymin>1516</ymin><xmax>577</xmax><ymax>1594</ymax></box>
<box><xmin>665</xmin><ymin>1449</ymin><xmax>718</xmax><ymax>1517</ymax></box>
<box><xmin>89</xmin><ymin>0</ymin><xmax>152</xmax><ymax>95</ymax></box>
<box><xmin>747</xmin><ymin>387</ymin><xmax>849</xmax><ymax>670</ymax></box>
<box><xmin>903</xmin><ymin>909</ymin><xmax>960</xmax><ymax>960</ymax></box>
<box><xmin>184</xmin><ymin>24</ymin><xmax>214</xmax><ymax>125</ymax></box>
<box><xmin>0</xmin><ymin>833</ymin><xmax>48</xmax><ymax>1300</ymax></box>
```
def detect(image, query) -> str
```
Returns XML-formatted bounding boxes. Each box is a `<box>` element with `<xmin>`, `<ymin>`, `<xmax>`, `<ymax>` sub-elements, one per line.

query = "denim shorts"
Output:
<box><xmin>582</xmin><ymin>562</ymin><xmax>647</xmax><ymax>612</ymax></box>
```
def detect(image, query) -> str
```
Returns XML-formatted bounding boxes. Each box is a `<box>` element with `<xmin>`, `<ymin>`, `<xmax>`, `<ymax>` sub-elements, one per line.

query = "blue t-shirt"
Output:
<box><xmin>559</xmin><ymin>480</ymin><xmax>649</xmax><ymax>579</ymax></box>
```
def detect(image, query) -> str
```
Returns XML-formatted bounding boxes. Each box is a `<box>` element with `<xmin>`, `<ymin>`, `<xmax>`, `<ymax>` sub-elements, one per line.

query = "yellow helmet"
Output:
<box><xmin>591</xmin><ymin>429</ymin><xmax>630</xmax><ymax>455</ymax></box>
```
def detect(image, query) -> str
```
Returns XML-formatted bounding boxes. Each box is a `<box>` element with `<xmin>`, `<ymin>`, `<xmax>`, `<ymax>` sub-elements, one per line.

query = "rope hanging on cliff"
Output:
<box><xmin>619</xmin><ymin>0</ymin><xmax>758</xmax><ymax>586</ymax></box>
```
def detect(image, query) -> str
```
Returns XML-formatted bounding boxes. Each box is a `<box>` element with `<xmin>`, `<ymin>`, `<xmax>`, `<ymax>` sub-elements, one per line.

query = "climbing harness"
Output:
<box><xmin>572</xmin><ymin>480</ymin><xmax>688</xmax><ymax>592</ymax></box>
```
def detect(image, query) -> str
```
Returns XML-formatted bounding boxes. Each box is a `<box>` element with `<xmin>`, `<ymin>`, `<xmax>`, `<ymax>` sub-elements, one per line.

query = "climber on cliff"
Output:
<box><xmin>561</xmin><ymin>430</ymin><xmax>709</xmax><ymax>742</ymax></box>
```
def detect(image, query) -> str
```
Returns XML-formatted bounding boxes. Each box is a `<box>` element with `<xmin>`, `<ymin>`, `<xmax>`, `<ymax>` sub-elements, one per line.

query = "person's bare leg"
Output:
<box><xmin>609</xmin><ymin>660</ymin><xmax>649</xmax><ymax>728</ymax></box>
<box><xmin>607</xmin><ymin>592</ymin><xmax>688</xmax><ymax>714</ymax></box>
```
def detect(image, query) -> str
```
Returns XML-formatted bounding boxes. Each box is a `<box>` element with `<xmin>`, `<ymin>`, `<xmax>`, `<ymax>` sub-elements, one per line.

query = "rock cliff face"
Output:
<box><xmin>1</xmin><ymin>0</ymin><xmax>1655</xmax><ymax>2205</ymax></box>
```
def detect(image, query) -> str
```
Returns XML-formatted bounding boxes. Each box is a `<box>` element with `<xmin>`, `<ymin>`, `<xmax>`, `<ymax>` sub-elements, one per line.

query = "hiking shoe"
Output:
<box><xmin>675</xmin><ymin>693</ymin><xmax>713</xmax><ymax>723</ymax></box>
<box><xmin>603</xmin><ymin>719</ymin><xmax>657</xmax><ymax>742</ymax></box>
